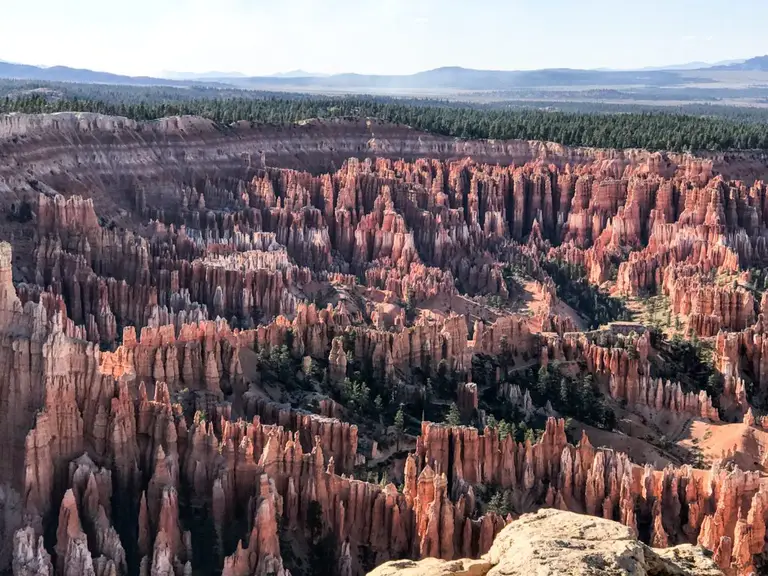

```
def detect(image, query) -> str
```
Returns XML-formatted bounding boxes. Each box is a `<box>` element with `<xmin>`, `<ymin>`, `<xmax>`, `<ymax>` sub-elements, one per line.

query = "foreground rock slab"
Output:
<box><xmin>368</xmin><ymin>509</ymin><xmax>723</xmax><ymax>576</ymax></box>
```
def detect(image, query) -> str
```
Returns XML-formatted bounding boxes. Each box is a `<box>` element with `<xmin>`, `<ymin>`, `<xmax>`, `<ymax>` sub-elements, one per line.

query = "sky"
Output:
<box><xmin>1</xmin><ymin>0</ymin><xmax>766</xmax><ymax>77</ymax></box>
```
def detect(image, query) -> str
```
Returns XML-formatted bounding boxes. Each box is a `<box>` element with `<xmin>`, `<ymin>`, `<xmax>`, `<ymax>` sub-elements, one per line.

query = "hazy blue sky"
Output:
<box><xmin>2</xmin><ymin>0</ymin><xmax>766</xmax><ymax>76</ymax></box>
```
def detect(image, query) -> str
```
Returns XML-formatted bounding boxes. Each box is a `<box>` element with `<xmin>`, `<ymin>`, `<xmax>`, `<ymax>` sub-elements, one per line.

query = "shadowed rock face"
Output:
<box><xmin>1</xmin><ymin>113</ymin><xmax>768</xmax><ymax>575</ymax></box>
<box><xmin>367</xmin><ymin>508</ymin><xmax>723</xmax><ymax>576</ymax></box>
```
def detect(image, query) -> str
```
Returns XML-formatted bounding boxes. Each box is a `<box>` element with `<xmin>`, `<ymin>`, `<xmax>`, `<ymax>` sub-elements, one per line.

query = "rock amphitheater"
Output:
<box><xmin>1</xmin><ymin>112</ymin><xmax>768</xmax><ymax>575</ymax></box>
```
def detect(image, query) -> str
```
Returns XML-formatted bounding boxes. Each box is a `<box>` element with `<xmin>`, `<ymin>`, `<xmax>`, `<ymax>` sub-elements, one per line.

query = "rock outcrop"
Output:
<box><xmin>367</xmin><ymin>508</ymin><xmax>723</xmax><ymax>576</ymax></box>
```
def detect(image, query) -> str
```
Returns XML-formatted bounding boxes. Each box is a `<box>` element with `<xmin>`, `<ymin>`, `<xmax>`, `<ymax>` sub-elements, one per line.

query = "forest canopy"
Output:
<box><xmin>1</xmin><ymin>85</ymin><xmax>768</xmax><ymax>152</ymax></box>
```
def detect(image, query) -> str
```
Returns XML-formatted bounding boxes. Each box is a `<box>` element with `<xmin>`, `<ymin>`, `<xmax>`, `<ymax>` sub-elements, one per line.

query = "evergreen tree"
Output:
<box><xmin>445</xmin><ymin>403</ymin><xmax>462</xmax><ymax>426</ymax></box>
<box><xmin>486</xmin><ymin>491</ymin><xmax>509</xmax><ymax>516</ymax></box>
<box><xmin>394</xmin><ymin>405</ymin><xmax>405</xmax><ymax>450</ymax></box>
<box><xmin>497</xmin><ymin>419</ymin><xmax>513</xmax><ymax>441</ymax></box>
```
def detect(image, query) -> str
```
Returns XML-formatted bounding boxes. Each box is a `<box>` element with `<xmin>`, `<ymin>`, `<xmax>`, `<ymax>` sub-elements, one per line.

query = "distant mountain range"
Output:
<box><xmin>1</xmin><ymin>56</ymin><xmax>766</xmax><ymax>94</ymax></box>
<box><xmin>712</xmin><ymin>55</ymin><xmax>768</xmax><ymax>71</ymax></box>
<box><xmin>0</xmin><ymin>61</ymin><xmax>197</xmax><ymax>86</ymax></box>
<box><xmin>636</xmin><ymin>58</ymin><xmax>747</xmax><ymax>71</ymax></box>
<box><xmin>594</xmin><ymin>58</ymin><xmax>747</xmax><ymax>72</ymax></box>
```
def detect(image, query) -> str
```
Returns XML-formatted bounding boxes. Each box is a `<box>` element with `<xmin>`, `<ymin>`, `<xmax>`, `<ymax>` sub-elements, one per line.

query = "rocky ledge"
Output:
<box><xmin>368</xmin><ymin>509</ymin><xmax>723</xmax><ymax>576</ymax></box>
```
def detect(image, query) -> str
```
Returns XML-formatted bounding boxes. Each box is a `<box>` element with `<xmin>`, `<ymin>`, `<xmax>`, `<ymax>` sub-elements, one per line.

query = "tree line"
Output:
<box><xmin>2</xmin><ymin>92</ymin><xmax>768</xmax><ymax>152</ymax></box>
